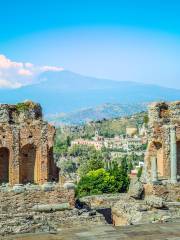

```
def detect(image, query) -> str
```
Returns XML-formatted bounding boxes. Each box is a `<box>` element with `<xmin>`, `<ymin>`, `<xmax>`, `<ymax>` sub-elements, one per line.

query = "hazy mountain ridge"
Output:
<box><xmin>0</xmin><ymin>70</ymin><xmax>179</xmax><ymax>118</ymax></box>
<box><xmin>47</xmin><ymin>103</ymin><xmax>147</xmax><ymax>125</ymax></box>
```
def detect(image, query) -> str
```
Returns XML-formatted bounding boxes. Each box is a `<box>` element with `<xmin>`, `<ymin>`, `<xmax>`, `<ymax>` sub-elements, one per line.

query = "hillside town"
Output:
<box><xmin>70</xmin><ymin>125</ymin><xmax>147</xmax><ymax>173</ymax></box>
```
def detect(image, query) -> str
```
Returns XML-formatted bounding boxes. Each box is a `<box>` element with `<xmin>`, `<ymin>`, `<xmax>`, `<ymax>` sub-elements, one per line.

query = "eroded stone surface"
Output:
<box><xmin>128</xmin><ymin>177</ymin><xmax>144</xmax><ymax>199</ymax></box>
<box><xmin>112</xmin><ymin>194</ymin><xmax>180</xmax><ymax>226</ymax></box>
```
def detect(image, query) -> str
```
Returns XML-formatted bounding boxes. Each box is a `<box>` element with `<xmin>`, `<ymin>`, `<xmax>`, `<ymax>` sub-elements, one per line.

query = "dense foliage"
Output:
<box><xmin>16</xmin><ymin>101</ymin><xmax>38</xmax><ymax>113</ymax></box>
<box><xmin>68</xmin><ymin>145</ymin><xmax>104</xmax><ymax>177</ymax></box>
<box><xmin>56</xmin><ymin>144</ymin><xmax>104</xmax><ymax>178</ymax></box>
<box><xmin>76</xmin><ymin>161</ymin><xmax>130</xmax><ymax>197</ymax></box>
<box><xmin>54</xmin><ymin>128</ymin><xmax>71</xmax><ymax>155</ymax></box>
<box><xmin>58</xmin><ymin>159</ymin><xmax>77</xmax><ymax>177</ymax></box>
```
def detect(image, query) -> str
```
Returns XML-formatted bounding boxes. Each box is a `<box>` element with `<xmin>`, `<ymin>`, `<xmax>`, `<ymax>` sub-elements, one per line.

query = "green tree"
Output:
<box><xmin>53</xmin><ymin>138</ymin><xmax>68</xmax><ymax>155</ymax></box>
<box><xmin>143</xmin><ymin>114</ymin><xmax>149</xmax><ymax>125</ymax></box>
<box><xmin>66</xmin><ymin>136</ymin><xmax>71</xmax><ymax>147</ymax></box>
<box><xmin>59</xmin><ymin>160</ymin><xmax>77</xmax><ymax>176</ymax></box>
<box><xmin>128</xmin><ymin>161</ymin><xmax>133</xmax><ymax>174</ymax></box>
<box><xmin>76</xmin><ymin>161</ymin><xmax>130</xmax><ymax>197</ymax></box>
<box><xmin>78</xmin><ymin>150</ymin><xmax>104</xmax><ymax>177</ymax></box>
<box><xmin>137</xmin><ymin>166</ymin><xmax>143</xmax><ymax>179</ymax></box>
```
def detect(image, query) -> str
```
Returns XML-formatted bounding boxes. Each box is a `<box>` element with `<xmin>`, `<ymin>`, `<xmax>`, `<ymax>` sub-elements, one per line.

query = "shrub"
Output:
<box><xmin>76</xmin><ymin>161</ymin><xmax>130</xmax><ymax>197</ymax></box>
<box><xmin>16</xmin><ymin>101</ymin><xmax>37</xmax><ymax>113</ymax></box>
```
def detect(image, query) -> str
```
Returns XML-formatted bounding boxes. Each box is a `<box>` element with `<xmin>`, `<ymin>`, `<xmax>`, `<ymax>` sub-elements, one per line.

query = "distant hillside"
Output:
<box><xmin>0</xmin><ymin>70</ymin><xmax>179</xmax><ymax>116</ymax></box>
<box><xmin>55</xmin><ymin>111</ymin><xmax>148</xmax><ymax>142</ymax></box>
<box><xmin>47</xmin><ymin>103</ymin><xmax>147</xmax><ymax>125</ymax></box>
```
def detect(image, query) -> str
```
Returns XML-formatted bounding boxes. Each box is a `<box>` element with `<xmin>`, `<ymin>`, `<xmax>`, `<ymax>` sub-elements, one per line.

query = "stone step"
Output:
<box><xmin>166</xmin><ymin>202</ymin><xmax>180</xmax><ymax>207</ymax></box>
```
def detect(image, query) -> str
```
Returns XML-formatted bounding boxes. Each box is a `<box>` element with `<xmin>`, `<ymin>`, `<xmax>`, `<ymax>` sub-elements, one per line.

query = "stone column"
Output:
<box><xmin>151</xmin><ymin>156</ymin><xmax>158</xmax><ymax>183</ymax></box>
<box><xmin>11</xmin><ymin>126</ymin><xmax>20</xmax><ymax>185</ymax></box>
<box><xmin>170</xmin><ymin>126</ymin><xmax>177</xmax><ymax>183</ymax></box>
<box><xmin>40</xmin><ymin>123</ymin><xmax>49</xmax><ymax>184</ymax></box>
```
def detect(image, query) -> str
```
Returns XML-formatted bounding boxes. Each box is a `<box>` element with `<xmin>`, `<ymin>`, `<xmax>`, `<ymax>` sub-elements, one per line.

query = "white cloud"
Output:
<box><xmin>41</xmin><ymin>65</ymin><xmax>64</xmax><ymax>72</ymax></box>
<box><xmin>0</xmin><ymin>79</ymin><xmax>22</xmax><ymax>88</ymax></box>
<box><xmin>0</xmin><ymin>54</ymin><xmax>64</xmax><ymax>89</ymax></box>
<box><xmin>25</xmin><ymin>62</ymin><xmax>34</xmax><ymax>68</ymax></box>
<box><xmin>0</xmin><ymin>55</ymin><xmax>23</xmax><ymax>69</ymax></box>
<box><xmin>18</xmin><ymin>68</ymin><xmax>33</xmax><ymax>76</ymax></box>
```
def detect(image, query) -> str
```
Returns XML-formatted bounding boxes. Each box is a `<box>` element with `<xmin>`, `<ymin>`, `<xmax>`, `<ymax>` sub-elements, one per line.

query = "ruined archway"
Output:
<box><xmin>151</xmin><ymin>142</ymin><xmax>164</xmax><ymax>178</ymax></box>
<box><xmin>177</xmin><ymin>141</ymin><xmax>180</xmax><ymax>176</ymax></box>
<box><xmin>19</xmin><ymin>144</ymin><xmax>36</xmax><ymax>184</ymax></box>
<box><xmin>0</xmin><ymin>147</ymin><xmax>9</xmax><ymax>183</ymax></box>
<box><xmin>48</xmin><ymin>147</ymin><xmax>59</xmax><ymax>182</ymax></box>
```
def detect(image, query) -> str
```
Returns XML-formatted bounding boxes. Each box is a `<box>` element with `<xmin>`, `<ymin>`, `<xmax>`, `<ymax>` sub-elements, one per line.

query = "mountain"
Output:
<box><xmin>47</xmin><ymin>103</ymin><xmax>147</xmax><ymax>125</ymax></box>
<box><xmin>0</xmin><ymin>70</ymin><xmax>179</xmax><ymax>119</ymax></box>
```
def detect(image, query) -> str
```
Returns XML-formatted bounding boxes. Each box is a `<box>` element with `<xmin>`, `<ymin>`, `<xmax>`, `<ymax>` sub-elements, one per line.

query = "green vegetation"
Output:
<box><xmin>54</xmin><ymin>111</ymin><xmax>147</xmax><ymax>143</ymax></box>
<box><xmin>59</xmin><ymin>160</ymin><xmax>77</xmax><ymax>177</ymax></box>
<box><xmin>137</xmin><ymin>166</ymin><xmax>143</xmax><ymax>179</ymax></box>
<box><xmin>16</xmin><ymin>103</ymin><xmax>30</xmax><ymax>112</ymax></box>
<box><xmin>66</xmin><ymin>145</ymin><xmax>104</xmax><ymax>177</ymax></box>
<box><xmin>54</xmin><ymin>112</ymin><xmax>147</xmax><ymax>197</ymax></box>
<box><xmin>16</xmin><ymin>101</ymin><xmax>38</xmax><ymax>113</ymax></box>
<box><xmin>76</xmin><ymin>161</ymin><xmax>129</xmax><ymax>197</ymax></box>
<box><xmin>143</xmin><ymin>114</ymin><xmax>149</xmax><ymax>125</ymax></box>
<box><xmin>54</xmin><ymin>128</ymin><xmax>72</xmax><ymax>155</ymax></box>
<box><xmin>55</xmin><ymin>143</ymin><xmax>131</xmax><ymax>197</ymax></box>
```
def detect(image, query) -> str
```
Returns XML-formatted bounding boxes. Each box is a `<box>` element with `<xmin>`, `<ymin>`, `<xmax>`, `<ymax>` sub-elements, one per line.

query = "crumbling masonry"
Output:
<box><xmin>145</xmin><ymin>101</ymin><xmax>180</xmax><ymax>183</ymax></box>
<box><xmin>0</xmin><ymin>101</ymin><xmax>58</xmax><ymax>185</ymax></box>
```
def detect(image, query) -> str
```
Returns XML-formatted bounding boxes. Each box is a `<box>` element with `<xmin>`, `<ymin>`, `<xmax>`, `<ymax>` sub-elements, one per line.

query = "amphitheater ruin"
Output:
<box><xmin>0</xmin><ymin>101</ymin><xmax>58</xmax><ymax>185</ymax></box>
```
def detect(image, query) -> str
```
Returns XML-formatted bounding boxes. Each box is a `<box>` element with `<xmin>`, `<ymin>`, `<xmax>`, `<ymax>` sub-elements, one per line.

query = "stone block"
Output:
<box><xmin>32</xmin><ymin>203</ymin><xmax>70</xmax><ymax>212</ymax></box>
<box><xmin>128</xmin><ymin>177</ymin><xmax>144</xmax><ymax>199</ymax></box>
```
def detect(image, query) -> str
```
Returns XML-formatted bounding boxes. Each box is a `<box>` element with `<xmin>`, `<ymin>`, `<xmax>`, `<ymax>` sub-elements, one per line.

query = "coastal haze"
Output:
<box><xmin>0</xmin><ymin>69</ymin><xmax>180</xmax><ymax>124</ymax></box>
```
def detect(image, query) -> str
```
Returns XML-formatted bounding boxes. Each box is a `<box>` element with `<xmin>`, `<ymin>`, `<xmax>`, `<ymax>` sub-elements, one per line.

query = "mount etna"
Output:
<box><xmin>0</xmin><ymin>70</ymin><xmax>179</xmax><ymax>124</ymax></box>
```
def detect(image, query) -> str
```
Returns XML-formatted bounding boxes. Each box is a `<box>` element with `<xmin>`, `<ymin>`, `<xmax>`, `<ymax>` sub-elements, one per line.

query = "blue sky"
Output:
<box><xmin>0</xmin><ymin>0</ymin><xmax>180</xmax><ymax>88</ymax></box>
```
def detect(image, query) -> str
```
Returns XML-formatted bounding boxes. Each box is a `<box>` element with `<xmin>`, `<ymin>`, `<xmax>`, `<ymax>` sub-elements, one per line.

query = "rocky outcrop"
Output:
<box><xmin>80</xmin><ymin>193</ymin><xmax>125</xmax><ymax>208</ymax></box>
<box><xmin>112</xmin><ymin>195</ymin><xmax>149</xmax><ymax>226</ymax></box>
<box><xmin>128</xmin><ymin>177</ymin><xmax>144</xmax><ymax>199</ymax></box>
<box><xmin>145</xmin><ymin>195</ymin><xmax>165</xmax><ymax>209</ymax></box>
<box><xmin>112</xmin><ymin>194</ymin><xmax>180</xmax><ymax>226</ymax></box>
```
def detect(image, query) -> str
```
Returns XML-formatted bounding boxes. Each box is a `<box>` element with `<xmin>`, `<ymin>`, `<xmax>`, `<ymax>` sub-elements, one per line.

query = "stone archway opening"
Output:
<box><xmin>48</xmin><ymin>147</ymin><xmax>54</xmax><ymax>181</ymax></box>
<box><xmin>20</xmin><ymin>144</ymin><xmax>36</xmax><ymax>184</ymax></box>
<box><xmin>48</xmin><ymin>147</ymin><xmax>59</xmax><ymax>182</ymax></box>
<box><xmin>177</xmin><ymin>141</ymin><xmax>180</xmax><ymax>176</ymax></box>
<box><xmin>0</xmin><ymin>147</ymin><xmax>9</xmax><ymax>183</ymax></box>
<box><xmin>153</xmin><ymin>142</ymin><xmax>164</xmax><ymax>178</ymax></box>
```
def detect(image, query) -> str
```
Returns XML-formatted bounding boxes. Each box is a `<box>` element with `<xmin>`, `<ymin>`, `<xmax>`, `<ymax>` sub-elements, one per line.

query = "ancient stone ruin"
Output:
<box><xmin>0</xmin><ymin>101</ymin><xmax>58</xmax><ymax>185</ymax></box>
<box><xmin>145</xmin><ymin>101</ymin><xmax>180</xmax><ymax>183</ymax></box>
